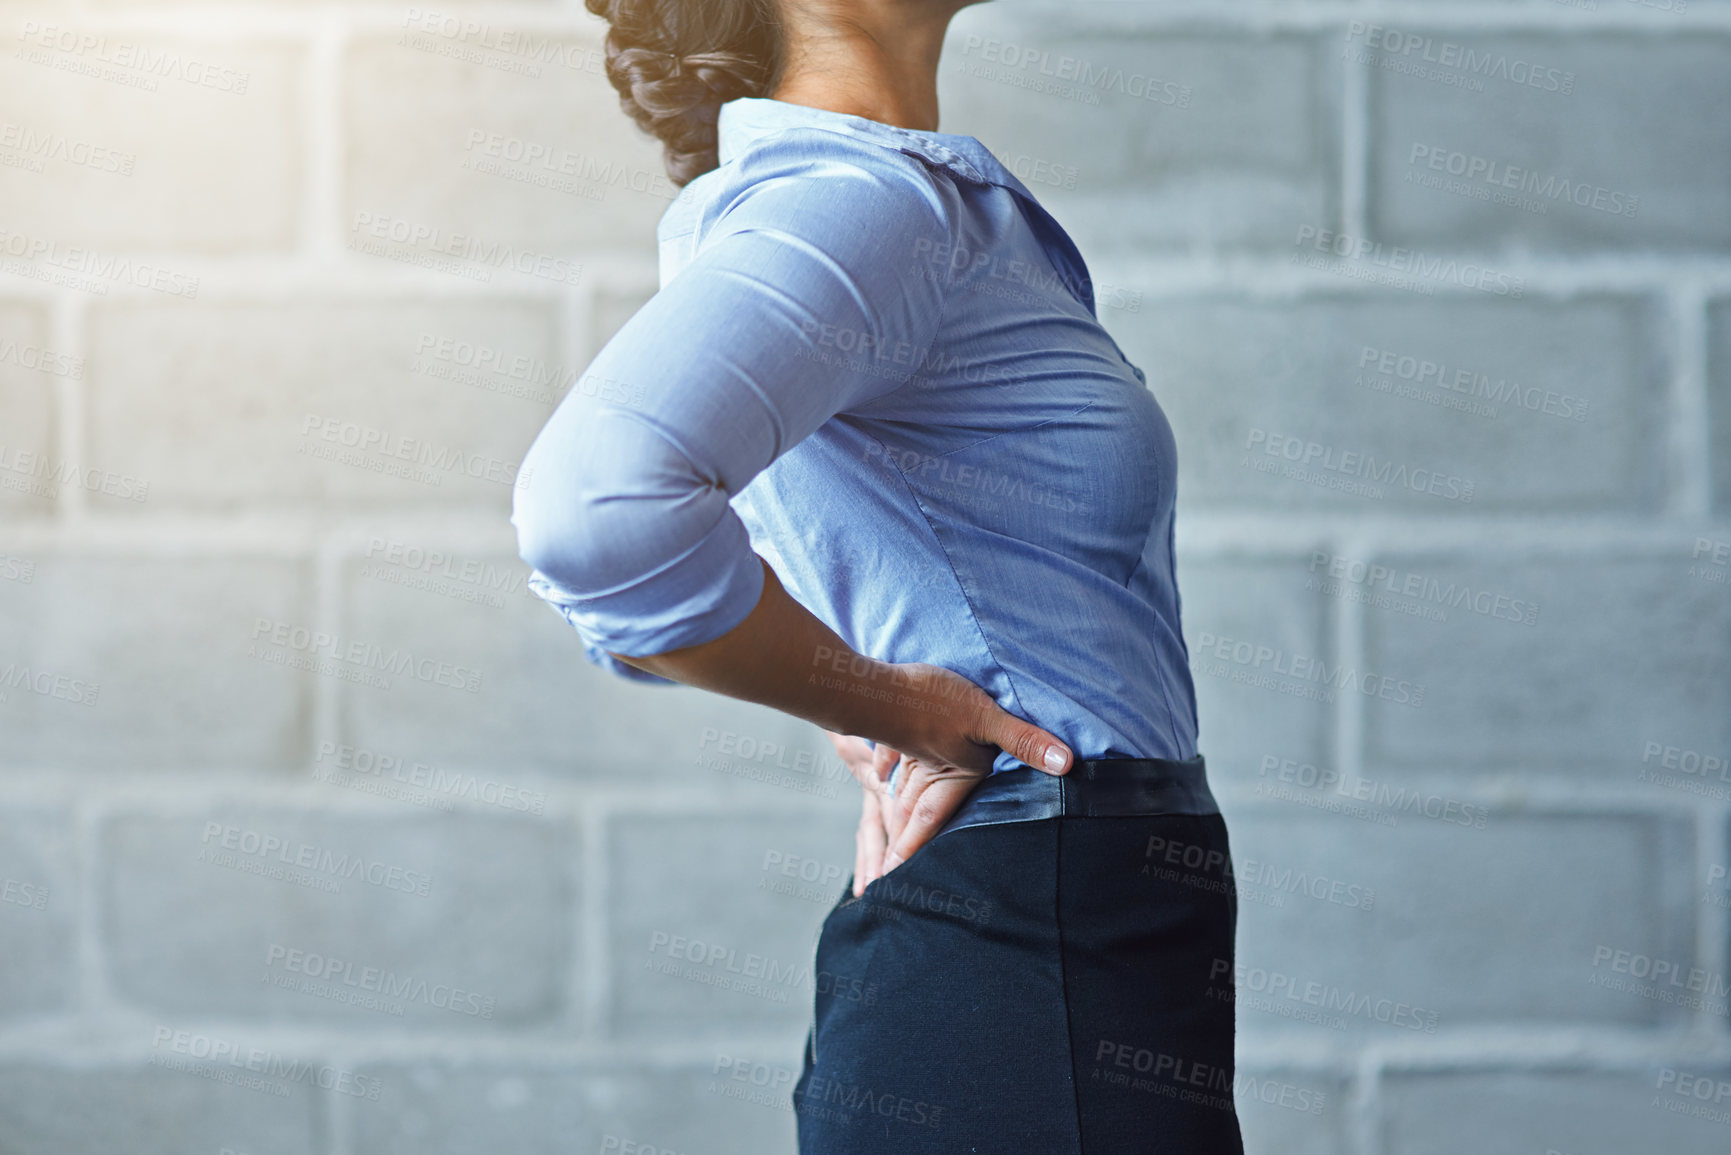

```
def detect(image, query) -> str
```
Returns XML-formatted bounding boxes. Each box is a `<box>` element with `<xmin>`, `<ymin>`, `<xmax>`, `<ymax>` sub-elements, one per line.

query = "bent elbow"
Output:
<box><xmin>511</xmin><ymin>497</ymin><xmax>561</xmax><ymax>587</ymax></box>
<box><xmin>511</xmin><ymin>449</ymin><xmax>593</xmax><ymax>591</ymax></box>
<box><xmin>511</xmin><ymin>422</ymin><xmax>720</xmax><ymax>599</ymax></box>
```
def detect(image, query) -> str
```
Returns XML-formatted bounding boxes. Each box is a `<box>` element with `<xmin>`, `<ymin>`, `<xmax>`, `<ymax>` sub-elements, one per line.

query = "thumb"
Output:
<box><xmin>984</xmin><ymin>711</ymin><xmax>1072</xmax><ymax>776</ymax></box>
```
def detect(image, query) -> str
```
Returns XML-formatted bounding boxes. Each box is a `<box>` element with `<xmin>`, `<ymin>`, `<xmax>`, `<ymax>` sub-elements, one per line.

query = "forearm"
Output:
<box><xmin>608</xmin><ymin>557</ymin><xmax>956</xmax><ymax>750</ymax></box>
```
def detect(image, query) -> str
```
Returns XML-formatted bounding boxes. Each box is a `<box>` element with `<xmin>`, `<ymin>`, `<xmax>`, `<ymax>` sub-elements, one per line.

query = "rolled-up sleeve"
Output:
<box><xmin>512</xmin><ymin>141</ymin><xmax>951</xmax><ymax>677</ymax></box>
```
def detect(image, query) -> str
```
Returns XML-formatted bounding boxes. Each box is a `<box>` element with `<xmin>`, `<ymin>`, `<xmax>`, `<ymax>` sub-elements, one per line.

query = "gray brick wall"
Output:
<box><xmin>0</xmin><ymin>1</ymin><xmax>1725</xmax><ymax>1152</ymax></box>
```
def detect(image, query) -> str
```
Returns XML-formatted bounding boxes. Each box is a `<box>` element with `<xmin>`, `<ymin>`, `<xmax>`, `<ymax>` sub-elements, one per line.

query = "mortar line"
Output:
<box><xmin>1694</xmin><ymin>802</ymin><xmax>1730</xmax><ymax>1039</ymax></box>
<box><xmin>326</xmin><ymin>1068</ymin><xmax>352</xmax><ymax>1155</ymax></box>
<box><xmin>51</xmin><ymin>294</ymin><xmax>87</xmax><ymax>523</ymax></box>
<box><xmin>310</xmin><ymin>534</ymin><xmax>344</xmax><ymax>785</ymax></box>
<box><xmin>1335</xmin><ymin>530</ymin><xmax>1367</xmax><ymax>786</ymax></box>
<box><xmin>1339</xmin><ymin>16</ymin><xmax>1370</xmax><ymax>243</ymax></box>
<box><xmin>1666</xmin><ymin>282</ymin><xmax>1712</xmax><ymax>519</ymax></box>
<box><xmin>580</xmin><ymin>797</ymin><xmax>609</xmax><ymax>1041</ymax></box>
<box><xmin>305</xmin><ymin>14</ymin><xmax>346</xmax><ymax>263</ymax></box>
<box><xmin>74</xmin><ymin>792</ymin><xmax>109</xmax><ymax>1024</ymax></box>
<box><xmin>1350</xmin><ymin>1048</ymin><xmax>1382</xmax><ymax>1155</ymax></box>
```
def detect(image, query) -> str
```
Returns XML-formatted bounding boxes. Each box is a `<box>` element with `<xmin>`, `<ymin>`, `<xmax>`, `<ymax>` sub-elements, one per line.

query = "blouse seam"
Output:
<box><xmin>870</xmin><ymin>153</ymin><xmax>961</xmax><ymax>405</ymax></box>
<box><xmin>1141</xmin><ymin>425</ymin><xmax>1188</xmax><ymax>757</ymax></box>
<box><xmin>905</xmin><ymin>162</ymin><xmax>959</xmax><ymax>398</ymax></box>
<box><xmin>909</xmin><ymin>396</ymin><xmax>1102</xmax><ymax>463</ymax></box>
<box><xmin>859</xmin><ymin>424</ymin><xmax>1040</xmax><ymax>737</ymax></box>
<box><xmin>699</xmin><ymin>145</ymin><xmax>957</xmax><ymax>408</ymax></box>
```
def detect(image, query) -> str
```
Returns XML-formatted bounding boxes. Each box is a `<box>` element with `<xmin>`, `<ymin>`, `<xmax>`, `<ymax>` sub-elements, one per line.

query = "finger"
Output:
<box><xmin>870</xmin><ymin>763</ymin><xmax>900</xmax><ymax>883</ymax></box>
<box><xmin>854</xmin><ymin>789</ymin><xmax>888</xmax><ymax>896</ymax></box>
<box><xmin>825</xmin><ymin>731</ymin><xmax>875</xmax><ymax>777</ymax></box>
<box><xmin>881</xmin><ymin>774</ymin><xmax>978</xmax><ymax>874</ymax></box>
<box><xmin>867</xmin><ymin>746</ymin><xmax>904</xmax><ymax>831</ymax></box>
<box><xmin>841</xmin><ymin>741</ymin><xmax>907</xmax><ymax>796</ymax></box>
<box><xmin>853</xmin><ymin>792</ymin><xmax>869</xmax><ymax>897</ymax></box>
<box><xmin>981</xmin><ymin>711</ymin><xmax>1073</xmax><ymax>776</ymax></box>
<box><xmin>871</xmin><ymin>741</ymin><xmax>900</xmax><ymax>785</ymax></box>
<box><xmin>848</xmin><ymin>789</ymin><xmax>872</xmax><ymax>900</ymax></box>
<box><xmin>880</xmin><ymin>757</ymin><xmax>912</xmax><ymax>848</ymax></box>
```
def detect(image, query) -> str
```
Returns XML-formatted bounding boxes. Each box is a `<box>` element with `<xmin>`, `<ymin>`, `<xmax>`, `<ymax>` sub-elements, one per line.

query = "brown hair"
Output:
<box><xmin>585</xmin><ymin>0</ymin><xmax>786</xmax><ymax>187</ymax></box>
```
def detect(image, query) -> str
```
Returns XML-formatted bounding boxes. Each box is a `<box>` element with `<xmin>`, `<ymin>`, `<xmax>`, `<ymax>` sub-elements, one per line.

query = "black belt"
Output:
<box><xmin>934</xmin><ymin>755</ymin><xmax>1218</xmax><ymax>839</ymax></box>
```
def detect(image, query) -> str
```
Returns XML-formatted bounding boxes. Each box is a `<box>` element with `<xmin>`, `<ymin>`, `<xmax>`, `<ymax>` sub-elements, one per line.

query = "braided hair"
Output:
<box><xmin>585</xmin><ymin>0</ymin><xmax>785</xmax><ymax>187</ymax></box>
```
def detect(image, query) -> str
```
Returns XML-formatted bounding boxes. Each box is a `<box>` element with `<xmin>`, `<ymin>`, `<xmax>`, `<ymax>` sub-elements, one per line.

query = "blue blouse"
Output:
<box><xmin>512</xmin><ymin>97</ymin><xmax>1198</xmax><ymax>773</ymax></box>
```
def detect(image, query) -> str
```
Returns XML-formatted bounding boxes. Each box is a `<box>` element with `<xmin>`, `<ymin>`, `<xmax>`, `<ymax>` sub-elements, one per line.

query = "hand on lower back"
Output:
<box><xmin>822</xmin><ymin>663</ymin><xmax>1071</xmax><ymax>893</ymax></box>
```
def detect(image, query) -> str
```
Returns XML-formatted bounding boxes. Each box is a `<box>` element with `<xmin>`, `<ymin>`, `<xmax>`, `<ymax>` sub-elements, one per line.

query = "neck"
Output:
<box><xmin>769</xmin><ymin>1</ymin><xmax>969</xmax><ymax>132</ymax></box>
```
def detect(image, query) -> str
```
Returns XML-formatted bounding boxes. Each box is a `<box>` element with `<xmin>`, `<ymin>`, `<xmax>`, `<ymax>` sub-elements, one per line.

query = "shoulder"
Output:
<box><xmin>691</xmin><ymin>127</ymin><xmax>957</xmax><ymax>252</ymax></box>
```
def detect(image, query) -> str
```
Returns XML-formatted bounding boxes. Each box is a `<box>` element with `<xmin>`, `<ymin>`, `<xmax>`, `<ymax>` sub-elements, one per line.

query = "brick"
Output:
<box><xmin>0</xmin><ymin>32</ymin><xmax>300</xmax><ymax>252</ymax></box>
<box><xmin>102</xmin><ymin>808</ymin><xmax>574</xmax><ymax>1026</ymax></box>
<box><xmin>0</xmin><ymin>554</ymin><xmax>310</xmax><ymax>771</ymax></box>
<box><xmin>1114</xmin><ymin>294</ymin><xmax>1664</xmax><ymax>512</ymax></box>
<box><xmin>1710</xmin><ymin>296</ymin><xmax>1731</xmax><ymax>514</ymax></box>
<box><xmin>1235</xmin><ymin>1066</ymin><xmax>1348</xmax><ymax>1155</ymax></box>
<box><xmin>351</xmin><ymin>1061</ymin><xmax>798</xmax><ymax>1155</ymax></box>
<box><xmin>0</xmin><ymin>1062</ymin><xmax>322</xmax><ymax>1155</ymax></box>
<box><xmin>939</xmin><ymin>27</ymin><xmax>1336</xmax><ymax>251</ymax></box>
<box><xmin>1363</xmin><ymin>554</ymin><xmax>1731</xmax><ymax>777</ymax></box>
<box><xmin>85</xmin><ymin>298</ymin><xmax>559</xmax><ymax>510</ymax></box>
<box><xmin>1226</xmin><ymin>808</ymin><xmax>1692</xmax><ymax>1032</ymax></box>
<box><xmin>0</xmin><ymin>805</ymin><xmax>76</xmax><ymax>1023</ymax></box>
<box><xmin>1176</xmin><ymin>557</ymin><xmax>1336</xmax><ymax>786</ymax></box>
<box><xmin>1384</xmin><ymin>1067</ymin><xmax>1731</xmax><ymax>1155</ymax></box>
<box><xmin>1367</xmin><ymin>32</ymin><xmax>1731</xmax><ymax>251</ymax></box>
<box><xmin>337</xmin><ymin>547</ymin><xmax>840</xmax><ymax>786</ymax></box>
<box><xmin>0</xmin><ymin>300</ymin><xmax>58</xmax><ymax>516</ymax></box>
<box><xmin>607</xmin><ymin>811</ymin><xmax>856</xmax><ymax>1039</ymax></box>
<box><xmin>343</xmin><ymin>29</ymin><xmax>670</xmax><ymax>261</ymax></box>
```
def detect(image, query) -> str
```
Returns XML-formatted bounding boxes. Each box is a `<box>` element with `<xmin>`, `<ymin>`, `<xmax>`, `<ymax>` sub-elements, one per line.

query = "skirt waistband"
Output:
<box><xmin>935</xmin><ymin>755</ymin><xmax>1219</xmax><ymax>839</ymax></box>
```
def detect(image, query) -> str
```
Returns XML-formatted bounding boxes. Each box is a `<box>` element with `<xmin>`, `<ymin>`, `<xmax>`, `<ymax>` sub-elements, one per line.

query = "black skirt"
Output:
<box><xmin>792</xmin><ymin>756</ymin><xmax>1244</xmax><ymax>1154</ymax></box>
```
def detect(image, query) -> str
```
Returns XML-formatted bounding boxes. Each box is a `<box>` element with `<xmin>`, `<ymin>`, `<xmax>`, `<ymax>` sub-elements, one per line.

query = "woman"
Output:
<box><xmin>512</xmin><ymin>0</ymin><xmax>1244</xmax><ymax>1150</ymax></box>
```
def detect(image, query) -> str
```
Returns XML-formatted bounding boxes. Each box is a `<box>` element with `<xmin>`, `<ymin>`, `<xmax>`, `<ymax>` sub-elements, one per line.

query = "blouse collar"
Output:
<box><xmin>716</xmin><ymin>96</ymin><xmax>1034</xmax><ymax>199</ymax></box>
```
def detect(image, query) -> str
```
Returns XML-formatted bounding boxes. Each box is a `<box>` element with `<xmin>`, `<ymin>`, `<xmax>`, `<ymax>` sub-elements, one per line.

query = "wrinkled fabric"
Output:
<box><xmin>513</xmin><ymin>97</ymin><xmax>1198</xmax><ymax>773</ymax></box>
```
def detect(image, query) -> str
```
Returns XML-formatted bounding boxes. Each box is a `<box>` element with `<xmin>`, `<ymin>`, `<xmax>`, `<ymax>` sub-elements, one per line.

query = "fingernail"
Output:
<box><xmin>1043</xmin><ymin>744</ymin><xmax>1068</xmax><ymax>773</ymax></box>
<box><xmin>882</xmin><ymin>851</ymin><xmax>902</xmax><ymax>872</ymax></box>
